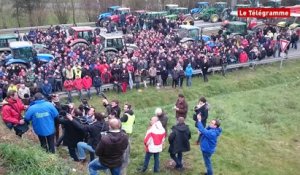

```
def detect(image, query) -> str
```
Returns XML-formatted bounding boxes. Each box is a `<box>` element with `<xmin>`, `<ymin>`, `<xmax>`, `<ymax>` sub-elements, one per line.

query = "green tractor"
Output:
<box><xmin>166</xmin><ymin>7</ymin><xmax>194</xmax><ymax>25</ymax></box>
<box><xmin>201</xmin><ymin>2</ymin><xmax>231</xmax><ymax>23</ymax></box>
<box><xmin>222</xmin><ymin>21</ymin><xmax>255</xmax><ymax>38</ymax></box>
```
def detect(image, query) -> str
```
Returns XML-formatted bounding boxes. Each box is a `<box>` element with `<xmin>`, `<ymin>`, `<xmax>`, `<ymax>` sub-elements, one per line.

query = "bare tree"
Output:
<box><xmin>12</xmin><ymin>0</ymin><xmax>24</xmax><ymax>27</ymax></box>
<box><xmin>83</xmin><ymin>0</ymin><xmax>100</xmax><ymax>22</ymax></box>
<box><xmin>71</xmin><ymin>0</ymin><xmax>76</xmax><ymax>25</ymax></box>
<box><xmin>52</xmin><ymin>0</ymin><xmax>70</xmax><ymax>24</ymax></box>
<box><xmin>0</xmin><ymin>0</ymin><xmax>7</xmax><ymax>28</ymax></box>
<box><xmin>33</xmin><ymin>0</ymin><xmax>47</xmax><ymax>26</ymax></box>
<box><xmin>22</xmin><ymin>0</ymin><xmax>36</xmax><ymax>26</ymax></box>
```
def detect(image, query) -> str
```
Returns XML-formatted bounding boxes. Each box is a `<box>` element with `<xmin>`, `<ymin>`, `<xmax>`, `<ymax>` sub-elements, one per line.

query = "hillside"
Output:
<box><xmin>1</xmin><ymin>59</ymin><xmax>300</xmax><ymax>175</ymax></box>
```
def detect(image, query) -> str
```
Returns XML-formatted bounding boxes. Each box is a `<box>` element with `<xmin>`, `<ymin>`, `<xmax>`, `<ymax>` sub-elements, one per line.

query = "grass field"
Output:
<box><xmin>1</xmin><ymin>60</ymin><xmax>300</xmax><ymax>175</ymax></box>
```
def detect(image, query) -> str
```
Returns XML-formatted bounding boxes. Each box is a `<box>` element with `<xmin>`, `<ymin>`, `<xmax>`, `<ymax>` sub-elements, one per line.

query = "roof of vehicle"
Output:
<box><xmin>197</xmin><ymin>2</ymin><xmax>209</xmax><ymax>4</ymax></box>
<box><xmin>100</xmin><ymin>32</ymin><xmax>124</xmax><ymax>39</ymax></box>
<box><xmin>0</xmin><ymin>34</ymin><xmax>19</xmax><ymax>40</ymax></box>
<box><xmin>179</xmin><ymin>25</ymin><xmax>199</xmax><ymax>30</ymax></box>
<box><xmin>215</xmin><ymin>2</ymin><xmax>227</xmax><ymax>4</ymax></box>
<box><xmin>117</xmin><ymin>7</ymin><xmax>130</xmax><ymax>11</ymax></box>
<box><xmin>173</xmin><ymin>7</ymin><xmax>188</xmax><ymax>10</ymax></box>
<box><xmin>71</xmin><ymin>26</ymin><xmax>94</xmax><ymax>32</ymax></box>
<box><xmin>229</xmin><ymin>21</ymin><xmax>247</xmax><ymax>25</ymax></box>
<box><xmin>109</xmin><ymin>6</ymin><xmax>121</xmax><ymax>9</ymax></box>
<box><xmin>165</xmin><ymin>4</ymin><xmax>179</xmax><ymax>7</ymax></box>
<box><xmin>135</xmin><ymin>10</ymin><xmax>146</xmax><ymax>13</ymax></box>
<box><xmin>9</xmin><ymin>41</ymin><xmax>32</xmax><ymax>48</ymax></box>
<box><xmin>235</xmin><ymin>4</ymin><xmax>251</xmax><ymax>7</ymax></box>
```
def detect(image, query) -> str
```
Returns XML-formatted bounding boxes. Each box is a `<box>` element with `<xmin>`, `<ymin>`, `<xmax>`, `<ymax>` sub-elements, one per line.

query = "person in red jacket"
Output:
<box><xmin>101</xmin><ymin>68</ymin><xmax>112</xmax><ymax>84</ymax></box>
<box><xmin>239</xmin><ymin>50</ymin><xmax>249</xmax><ymax>63</ymax></box>
<box><xmin>1</xmin><ymin>90</ymin><xmax>28</xmax><ymax>137</ymax></box>
<box><xmin>73</xmin><ymin>75</ymin><xmax>83</xmax><ymax>101</ymax></box>
<box><xmin>82</xmin><ymin>75</ymin><xmax>93</xmax><ymax>99</ymax></box>
<box><xmin>63</xmin><ymin>79</ymin><xmax>74</xmax><ymax>103</ymax></box>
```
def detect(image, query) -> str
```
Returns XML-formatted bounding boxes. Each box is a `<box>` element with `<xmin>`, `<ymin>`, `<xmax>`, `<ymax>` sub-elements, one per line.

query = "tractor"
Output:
<box><xmin>221</xmin><ymin>21</ymin><xmax>255</xmax><ymax>38</ymax></box>
<box><xmin>190</xmin><ymin>2</ymin><xmax>210</xmax><ymax>20</ymax></box>
<box><xmin>97</xmin><ymin>6</ymin><xmax>121</xmax><ymax>27</ymax></box>
<box><xmin>98</xmin><ymin>32</ymin><xmax>138</xmax><ymax>61</ymax></box>
<box><xmin>143</xmin><ymin>11</ymin><xmax>168</xmax><ymax>29</ymax></box>
<box><xmin>2</xmin><ymin>41</ymin><xmax>54</xmax><ymax>68</ymax></box>
<box><xmin>201</xmin><ymin>2</ymin><xmax>231</xmax><ymax>23</ymax></box>
<box><xmin>166</xmin><ymin>7</ymin><xmax>194</xmax><ymax>25</ymax></box>
<box><xmin>277</xmin><ymin>13</ymin><xmax>300</xmax><ymax>30</ymax></box>
<box><xmin>264</xmin><ymin>0</ymin><xmax>281</xmax><ymax>7</ymax></box>
<box><xmin>108</xmin><ymin>7</ymin><xmax>137</xmax><ymax>27</ymax></box>
<box><xmin>0</xmin><ymin>34</ymin><xmax>19</xmax><ymax>54</ymax></box>
<box><xmin>165</xmin><ymin>4</ymin><xmax>179</xmax><ymax>11</ymax></box>
<box><xmin>65</xmin><ymin>26</ymin><xmax>100</xmax><ymax>49</ymax></box>
<box><xmin>177</xmin><ymin>25</ymin><xmax>212</xmax><ymax>44</ymax></box>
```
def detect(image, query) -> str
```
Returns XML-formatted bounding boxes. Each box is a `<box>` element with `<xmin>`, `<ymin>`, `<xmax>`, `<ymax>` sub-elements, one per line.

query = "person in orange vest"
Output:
<box><xmin>73</xmin><ymin>75</ymin><xmax>83</xmax><ymax>101</ymax></box>
<box><xmin>63</xmin><ymin>79</ymin><xmax>74</xmax><ymax>103</ymax></box>
<box><xmin>82</xmin><ymin>75</ymin><xmax>92</xmax><ymax>100</ymax></box>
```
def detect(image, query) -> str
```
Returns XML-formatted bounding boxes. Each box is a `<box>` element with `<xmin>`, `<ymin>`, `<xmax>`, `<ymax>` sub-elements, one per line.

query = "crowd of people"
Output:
<box><xmin>2</xmin><ymin>89</ymin><xmax>222</xmax><ymax>175</ymax></box>
<box><xmin>0</xmin><ymin>16</ymin><xmax>298</xmax><ymax>103</ymax></box>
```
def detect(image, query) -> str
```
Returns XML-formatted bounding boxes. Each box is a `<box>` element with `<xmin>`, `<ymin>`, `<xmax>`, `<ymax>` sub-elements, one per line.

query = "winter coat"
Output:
<box><xmin>168</xmin><ymin>123</ymin><xmax>191</xmax><ymax>154</ymax></box>
<box><xmin>1</xmin><ymin>98</ymin><xmax>25</xmax><ymax>124</ymax></box>
<box><xmin>101</xmin><ymin>71</ymin><xmax>112</xmax><ymax>84</ymax></box>
<box><xmin>71</xmin><ymin>119</ymin><xmax>109</xmax><ymax>149</ymax></box>
<box><xmin>144</xmin><ymin>121</ymin><xmax>166</xmax><ymax>153</ymax></box>
<box><xmin>193</xmin><ymin>103</ymin><xmax>209</xmax><ymax>127</ymax></box>
<box><xmin>239</xmin><ymin>51</ymin><xmax>249</xmax><ymax>63</ymax></box>
<box><xmin>93</xmin><ymin>76</ymin><xmax>102</xmax><ymax>87</ymax></box>
<box><xmin>25</xmin><ymin>100</ymin><xmax>59</xmax><ymax>136</ymax></box>
<box><xmin>41</xmin><ymin>83</ymin><xmax>52</xmax><ymax>97</ymax></box>
<box><xmin>157</xmin><ymin>113</ymin><xmax>168</xmax><ymax>133</ymax></box>
<box><xmin>95</xmin><ymin>130</ymin><xmax>129</xmax><ymax>168</ymax></box>
<box><xmin>82</xmin><ymin>76</ymin><xmax>92</xmax><ymax>89</ymax></box>
<box><xmin>185</xmin><ymin>64</ymin><xmax>193</xmax><ymax>77</ymax></box>
<box><xmin>197</xmin><ymin>122</ymin><xmax>222</xmax><ymax>154</ymax></box>
<box><xmin>73</xmin><ymin>78</ymin><xmax>83</xmax><ymax>90</ymax></box>
<box><xmin>58</xmin><ymin>117</ymin><xmax>85</xmax><ymax>148</ymax></box>
<box><xmin>63</xmin><ymin>80</ymin><xmax>73</xmax><ymax>91</ymax></box>
<box><xmin>175</xmin><ymin>99</ymin><xmax>188</xmax><ymax>119</ymax></box>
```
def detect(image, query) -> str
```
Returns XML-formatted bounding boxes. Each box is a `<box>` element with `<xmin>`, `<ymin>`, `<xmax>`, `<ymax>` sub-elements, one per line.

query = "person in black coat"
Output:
<box><xmin>67</xmin><ymin>110</ymin><xmax>109</xmax><ymax>162</ymax></box>
<box><xmin>93</xmin><ymin>74</ymin><xmax>102</xmax><ymax>96</ymax></box>
<box><xmin>201</xmin><ymin>57</ymin><xmax>210</xmax><ymax>82</ymax></box>
<box><xmin>193</xmin><ymin>97</ymin><xmax>209</xmax><ymax>145</ymax></box>
<box><xmin>58</xmin><ymin>109</ymin><xmax>85</xmax><ymax>161</ymax></box>
<box><xmin>161</xmin><ymin>66</ymin><xmax>169</xmax><ymax>87</ymax></box>
<box><xmin>168</xmin><ymin>117</ymin><xmax>191</xmax><ymax>170</ymax></box>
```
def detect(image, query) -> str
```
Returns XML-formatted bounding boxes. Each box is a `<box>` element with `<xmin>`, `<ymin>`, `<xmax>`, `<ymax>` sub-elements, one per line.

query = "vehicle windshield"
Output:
<box><xmin>106</xmin><ymin>38</ymin><xmax>124</xmax><ymax>50</ymax></box>
<box><xmin>117</xmin><ymin>9</ymin><xmax>130</xmax><ymax>15</ymax></box>
<box><xmin>108</xmin><ymin>8</ymin><xmax>115</xmax><ymax>13</ymax></box>
<box><xmin>197</xmin><ymin>3</ymin><xmax>207</xmax><ymax>8</ymax></box>
<box><xmin>77</xmin><ymin>31</ymin><xmax>93</xmax><ymax>42</ymax></box>
<box><xmin>0</xmin><ymin>38</ymin><xmax>18</xmax><ymax>48</ymax></box>
<box><xmin>188</xmin><ymin>28</ymin><xmax>200</xmax><ymax>38</ymax></box>
<box><xmin>227</xmin><ymin>24</ymin><xmax>245</xmax><ymax>34</ymax></box>
<box><xmin>12</xmin><ymin>47</ymin><xmax>34</xmax><ymax>60</ymax></box>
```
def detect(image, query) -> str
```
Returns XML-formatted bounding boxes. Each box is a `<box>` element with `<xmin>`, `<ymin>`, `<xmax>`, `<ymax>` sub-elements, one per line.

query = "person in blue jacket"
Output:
<box><xmin>41</xmin><ymin>80</ymin><xmax>52</xmax><ymax>100</ymax></box>
<box><xmin>185</xmin><ymin>63</ymin><xmax>193</xmax><ymax>87</ymax></box>
<box><xmin>197</xmin><ymin>113</ymin><xmax>222</xmax><ymax>175</ymax></box>
<box><xmin>25</xmin><ymin>92</ymin><xmax>58</xmax><ymax>153</ymax></box>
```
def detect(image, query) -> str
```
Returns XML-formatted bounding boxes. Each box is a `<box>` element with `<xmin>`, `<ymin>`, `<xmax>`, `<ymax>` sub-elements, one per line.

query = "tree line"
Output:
<box><xmin>0</xmin><ymin>0</ymin><xmax>298</xmax><ymax>28</ymax></box>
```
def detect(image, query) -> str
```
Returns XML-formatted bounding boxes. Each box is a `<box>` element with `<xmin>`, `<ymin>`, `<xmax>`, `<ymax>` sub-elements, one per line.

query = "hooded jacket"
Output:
<box><xmin>73</xmin><ymin>78</ymin><xmax>83</xmax><ymax>90</ymax></box>
<box><xmin>1</xmin><ymin>98</ymin><xmax>25</xmax><ymax>124</ymax></box>
<box><xmin>82</xmin><ymin>76</ymin><xmax>92</xmax><ymax>89</ymax></box>
<box><xmin>185</xmin><ymin>64</ymin><xmax>193</xmax><ymax>77</ymax></box>
<box><xmin>197</xmin><ymin>122</ymin><xmax>222</xmax><ymax>154</ymax></box>
<box><xmin>144</xmin><ymin>121</ymin><xmax>166</xmax><ymax>153</ymax></box>
<box><xmin>168</xmin><ymin>123</ymin><xmax>191</xmax><ymax>154</ymax></box>
<box><xmin>95</xmin><ymin>130</ymin><xmax>129</xmax><ymax>168</ymax></box>
<box><xmin>63</xmin><ymin>80</ymin><xmax>73</xmax><ymax>91</ymax></box>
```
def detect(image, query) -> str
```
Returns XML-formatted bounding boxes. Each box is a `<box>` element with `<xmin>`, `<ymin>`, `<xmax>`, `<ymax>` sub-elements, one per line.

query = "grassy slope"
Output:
<box><xmin>1</xmin><ymin>60</ymin><xmax>300</xmax><ymax>174</ymax></box>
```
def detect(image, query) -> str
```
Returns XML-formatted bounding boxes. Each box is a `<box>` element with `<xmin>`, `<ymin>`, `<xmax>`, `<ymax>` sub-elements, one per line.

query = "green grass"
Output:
<box><xmin>1</xmin><ymin>60</ymin><xmax>300</xmax><ymax>174</ymax></box>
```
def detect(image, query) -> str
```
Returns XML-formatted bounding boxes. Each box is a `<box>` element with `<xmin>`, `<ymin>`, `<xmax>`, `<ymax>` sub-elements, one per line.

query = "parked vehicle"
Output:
<box><xmin>97</xmin><ymin>6</ymin><xmax>121</xmax><ymax>27</ymax></box>
<box><xmin>190</xmin><ymin>2</ymin><xmax>210</xmax><ymax>20</ymax></box>
<box><xmin>166</xmin><ymin>6</ymin><xmax>194</xmax><ymax>25</ymax></box>
<box><xmin>0</xmin><ymin>34</ymin><xmax>19</xmax><ymax>54</ymax></box>
<box><xmin>201</xmin><ymin>2</ymin><xmax>231</xmax><ymax>23</ymax></box>
<box><xmin>177</xmin><ymin>25</ymin><xmax>211</xmax><ymax>43</ymax></box>
<box><xmin>65</xmin><ymin>26</ymin><xmax>100</xmax><ymax>49</ymax></box>
<box><xmin>2</xmin><ymin>41</ymin><xmax>54</xmax><ymax>67</ymax></box>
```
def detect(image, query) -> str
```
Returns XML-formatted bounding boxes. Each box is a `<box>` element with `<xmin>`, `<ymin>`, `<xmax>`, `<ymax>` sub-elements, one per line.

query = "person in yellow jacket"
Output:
<box><xmin>7</xmin><ymin>82</ymin><xmax>18</xmax><ymax>93</ymax></box>
<box><xmin>120</xmin><ymin>104</ymin><xmax>135</xmax><ymax>134</ymax></box>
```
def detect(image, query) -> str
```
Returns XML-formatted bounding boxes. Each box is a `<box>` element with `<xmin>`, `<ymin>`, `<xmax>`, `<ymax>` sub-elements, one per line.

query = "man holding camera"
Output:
<box><xmin>67</xmin><ymin>107</ymin><xmax>109</xmax><ymax>162</ymax></box>
<box><xmin>196</xmin><ymin>113</ymin><xmax>222</xmax><ymax>175</ymax></box>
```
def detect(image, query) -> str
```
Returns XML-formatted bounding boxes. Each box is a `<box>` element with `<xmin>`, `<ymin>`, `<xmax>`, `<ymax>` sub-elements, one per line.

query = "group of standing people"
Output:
<box><xmin>1</xmin><ymin>89</ymin><xmax>222</xmax><ymax>175</ymax></box>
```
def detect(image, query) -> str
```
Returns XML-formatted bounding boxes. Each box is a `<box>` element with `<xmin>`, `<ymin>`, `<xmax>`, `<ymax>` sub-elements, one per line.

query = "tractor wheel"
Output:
<box><xmin>105</xmin><ymin>50</ymin><xmax>117</xmax><ymax>60</ymax></box>
<box><xmin>183</xmin><ymin>16</ymin><xmax>194</xmax><ymax>25</ymax></box>
<box><xmin>203</xmin><ymin>15</ymin><xmax>210</xmax><ymax>22</ymax></box>
<box><xmin>192</xmin><ymin>13</ymin><xmax>201</xmax><ymax>20</ymax></box>
<box><xmin>71</xmin><ymin>42</ymin><xmax>89</xmax><ymax>50</ymax></box>
<box><xmin>210</xmin><ymin>14</ymin><xmax>219</xmax><ymax>23</ymax></box>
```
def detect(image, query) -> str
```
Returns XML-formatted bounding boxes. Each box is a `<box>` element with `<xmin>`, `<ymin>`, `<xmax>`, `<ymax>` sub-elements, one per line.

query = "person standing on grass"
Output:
<box><xmin>82</xmin><ymin>75</ymin><xmax>93</xmax><ymax>100</ymax></box>
<box><xmin>196</xmin><ymin>114</ymin><xmax>222</xmax><ymax>175</ymax></box>
<box><xmin>139</xmin><ymin>116</ymin><xmax>166</xmax><ymax>173</ymax></box>
<box><xmin>24</xmin><ymin>93</ymin><xmax>59</xmax><ymax>153</ymax></box>
<box><xmin>174</xmin><ymin>94</ymin><xmax>188</xmax><ymax>119</ymax></box>
<box><xmin>185</xmin><ymin>63</ymin><xmax>193</xmax><ymax>87</ymax></box>
<box><xmin>168</xmin><ymin>117</ymin><xmax>191</xmax><ymax>171</ymax></box>
<box><xmin>193</xmin><ymin>97</ymin><xmax>209</xmax><ymax>145</ymax></box>
<box><xmin>73</xmin><ymin>75</ymin><xmax>83</xmax><ymax>101</ymax></box>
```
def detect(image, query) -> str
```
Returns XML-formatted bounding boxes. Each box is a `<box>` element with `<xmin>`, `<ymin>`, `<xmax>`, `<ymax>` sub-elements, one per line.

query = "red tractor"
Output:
<box><xmin>65</xmin><ymin>26</ymin><xmax>100</xmax><ymax>49</ymax></box>
<box><xmin>106</xmin><ymin>7</ymin><xmax>137</xmax><ymax>27</ymax></box>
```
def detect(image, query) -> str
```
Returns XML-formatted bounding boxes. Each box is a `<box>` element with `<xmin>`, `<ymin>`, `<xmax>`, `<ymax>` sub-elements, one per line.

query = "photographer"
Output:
<box><xmin>58</xmin><ymin>109</ymin><xmax>85</xmax><ymax>161</ymax></box>
<box><xmin>103</xmin><ymin>99</ymin><xmax>121</xmax><ymax>119</ymax></box>
<box><xmin>67</xmin><ymin>108</ymin><xmax>109</xmax><ymax>162</ymax></box>
<box><xmin>193</xmin><ymin>97</ymin><xmax>209</xmax><ymax>145</ymax></box>
<box><xmin>78</xmin><ymin>98</ymin><xmax>91</xmax><ymax>117</ymax></box>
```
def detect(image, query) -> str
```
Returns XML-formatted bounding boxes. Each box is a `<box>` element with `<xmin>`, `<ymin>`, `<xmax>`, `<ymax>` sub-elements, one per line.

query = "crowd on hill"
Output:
<box><xmin>0</xmin><ymin>18</ymin><xmax>298</xmax><ymax>102</ymax></box>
